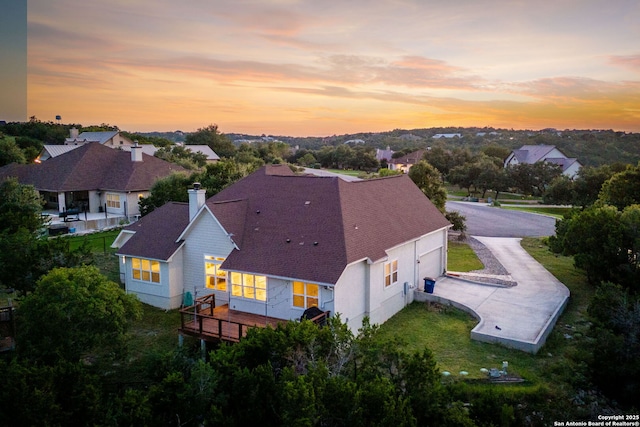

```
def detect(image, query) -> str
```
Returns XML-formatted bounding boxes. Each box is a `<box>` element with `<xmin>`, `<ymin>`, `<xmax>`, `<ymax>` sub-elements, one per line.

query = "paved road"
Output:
<box><xmin>446</xmin><ymin>201</ymin><xmax>557</xmax><ymax>237</ymax></box>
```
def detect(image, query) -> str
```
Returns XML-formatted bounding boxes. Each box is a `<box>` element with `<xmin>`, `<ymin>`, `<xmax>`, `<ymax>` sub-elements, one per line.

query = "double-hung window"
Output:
<box><xmin>384</xmin><ymin>260</ymin><xmax>398</xmax><ymax>287</ymax></box>
<box><xmin>106</xmin><ymin>193</ymin><xmax>120</xmax><ymax>209</ymax></box>
<box><xmin>292</xmin><ymin>282</ymin><xmax>319</xmax><ymax>308</ymax></box>
<box><xmin>205</xmin><ymin>256</ymin><xmax>227</xmax><ymax>291</ymax></box>
<box><xmin>132</xmin><ymin>257</ymin><xmax>160</xmax><ymax>283</ymax></box>
<box><xmin>230</xmin><ymin>272</ymin><xmax>267</xmax><ymax>301</ymax></box>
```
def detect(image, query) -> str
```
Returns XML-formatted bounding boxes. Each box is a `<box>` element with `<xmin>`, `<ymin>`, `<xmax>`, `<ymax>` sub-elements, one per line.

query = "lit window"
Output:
<box><xmin>292</xmin><ymin>281</ymin><xmax>319</xmax><ymax>308</ymax></box>
<box><xmin>205</xmin><ymin>256</ymin><xmax>227</xmax><ymax>291</ymax></box>
<box><xmin>230</xmin><ymin>272</ymin><xmax>266</xmax><ymax>301</ymax></box>
<box><xmin>131</xmin><ymin>257</ymin><xmax>160</xmax><ymax>283</ymax></box>
<box><xmin>106</xmin><ymin>193</ymin><xmax>120</xmax><ymax>208</ymax></box>
<box><xmin>384</xmin><ymin>260</ymin><xmax>398</xmax><ymax>287</ymax></box>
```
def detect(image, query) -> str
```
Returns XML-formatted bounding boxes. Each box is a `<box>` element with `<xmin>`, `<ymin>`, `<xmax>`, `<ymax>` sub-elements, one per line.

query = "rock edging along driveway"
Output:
<box><xmin>416</xmin><ymin>236</ymin><xmax>570</xmax><ymax>354</ymax></box>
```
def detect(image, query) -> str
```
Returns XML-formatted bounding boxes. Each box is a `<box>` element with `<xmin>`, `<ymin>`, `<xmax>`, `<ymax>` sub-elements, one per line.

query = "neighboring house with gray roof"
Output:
<box><xmin>388</xmin><ymin>149</ymin><xmax>427</xmax><ymax>173</ymax></box>
<box><xmin>504</xmin><ymin>145</ymin><xmax>581</xmax><ymax>178</ymax></box>
<box><xmin>112</xmin><ymin>164</ymin><xmax>451</xmax><ymax>332</ymax></box>
<box><xmin>0</xmin><ymin>142</ymin><xmax>186</xmax><ymax>218</ymax></box>
<box><xmin>65</xmin><ymin>128</ymin><xmax>135</xmax><ymax>147</ymax></box>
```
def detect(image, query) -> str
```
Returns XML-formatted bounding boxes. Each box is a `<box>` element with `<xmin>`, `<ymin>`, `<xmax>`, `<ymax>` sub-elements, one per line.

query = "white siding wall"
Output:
<box><xmin>123</xmin><ymin>257</ymin><xmax>183</xmax><ymax>309</ymax></box>
<box><xmin>333</xmin><ymin>261</ymin><xmax>367</xmax><ymax>331</ymax></box>
<box><xmin>182</xmin><ymin>212</ymin><xmax>236</xmax><ymax>301</ymax></box>
<box><xmin>334</xmin><ymin>228</ymin><xmax>448</xmax><ymax>333</ymax></box>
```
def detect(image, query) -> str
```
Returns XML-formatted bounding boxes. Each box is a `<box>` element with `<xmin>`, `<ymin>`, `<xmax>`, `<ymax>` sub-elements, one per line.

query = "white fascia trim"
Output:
<box><xmin>111</xmin><ymin>229</ymin><xmax>135</xmax><ymax>248</ymax></box>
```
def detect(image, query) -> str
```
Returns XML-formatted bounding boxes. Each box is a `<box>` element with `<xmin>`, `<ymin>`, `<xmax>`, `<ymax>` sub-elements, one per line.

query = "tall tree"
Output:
<box><xmin>408</xmin><ymin>161</ymin><xmax>447</xmax><ymax>211</ymax></box>
<box><xmin>598</xmin><ymin>162</ymin><xmax>640</xmax><ymax>210</ymax></box>
<box><xmin>185</xmin><ymin>124</ymin><xmax>236</xmax><ymax>158</ymax></box>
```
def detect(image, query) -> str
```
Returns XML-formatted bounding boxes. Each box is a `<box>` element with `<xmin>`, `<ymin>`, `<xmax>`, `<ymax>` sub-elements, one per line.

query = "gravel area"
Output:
<box><xmin>448</xmin><ymin>233</ymin><xmax>516</xmax><ymax>287</ymax></box>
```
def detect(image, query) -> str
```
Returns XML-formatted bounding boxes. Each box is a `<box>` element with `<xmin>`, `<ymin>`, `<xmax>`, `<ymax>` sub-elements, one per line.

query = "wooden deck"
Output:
<box><xmin>178</xmin><ymin>295</ymin><xmax>288</xmax><ymax>343</ymax></box>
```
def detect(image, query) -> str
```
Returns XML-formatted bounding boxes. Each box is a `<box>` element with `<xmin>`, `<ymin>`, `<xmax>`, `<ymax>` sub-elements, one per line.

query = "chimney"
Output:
<box><xmin>70</xmin><ymin>127</ymin><xmax>79</xmax><ymax>139</ymax></box>
<box><xmin>131</xmin><ymin>140</ymin><xmax>143</xmax><ymax>162</ymax></box>
<box><xmin>188</xmin><ymin>182</ymin><xmax>206</xmax><ymax>221</ymax></box>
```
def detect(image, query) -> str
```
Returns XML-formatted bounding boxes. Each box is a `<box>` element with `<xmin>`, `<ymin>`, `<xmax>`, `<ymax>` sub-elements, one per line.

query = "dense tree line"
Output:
<box><xmin>548</xmin><ymin>162</ymin><xmax>640</xmax><ymax>406</ymax></box>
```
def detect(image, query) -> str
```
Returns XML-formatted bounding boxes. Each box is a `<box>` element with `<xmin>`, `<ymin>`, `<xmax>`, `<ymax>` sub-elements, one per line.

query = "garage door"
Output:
<box><xmin>419</xmin><ymin>247</ymin><xmax>443</xmax><ymax>281</ymax></box>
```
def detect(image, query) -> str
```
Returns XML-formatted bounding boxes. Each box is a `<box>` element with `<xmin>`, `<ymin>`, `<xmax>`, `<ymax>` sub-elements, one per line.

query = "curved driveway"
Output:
<box><xmin>418</xmin><ymin>201</ymin><xmax>570</xmax><ymax>354</ymax></box>
<box><xmin>446</xmin><ymin>201</ymin><xmax>556</xmax><ymax>237</ymax></box>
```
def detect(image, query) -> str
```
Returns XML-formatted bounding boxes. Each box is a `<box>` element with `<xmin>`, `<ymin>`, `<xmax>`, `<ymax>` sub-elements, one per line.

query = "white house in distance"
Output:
<box><xmin>112</xmin><ymin>165</ymin><xmax>451</xmax><ymax>333</ymax></box>
<box><xmin>388</xmin><ymin>149</ymin><xmax>427</xmax><ymax>173</ymax></box>
<box><xmin>504</xmin><ymin>145</ymin><xmax>582</xmax><ymax>178</ymax></box>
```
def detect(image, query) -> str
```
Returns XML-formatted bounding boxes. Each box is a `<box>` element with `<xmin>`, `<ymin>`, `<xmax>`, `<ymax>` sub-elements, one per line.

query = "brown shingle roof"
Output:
<box><xmin>210</xmin><ymin>165</ymin><xmax>450</xmax><ymax>284</ymax></box>
<box><xmin>0</xmin><ymin>142</ymin><xmax>186</xmax><ymax>192</ymax></box>
<box><xmin>388</xmin><ymin>149</ymin><xmax>426</xmax><ymax>165</ymax></box>
<box><xmin>115</xmin><ymin>165</ymin><xmax>451</xmax><ymax>284</ymax></box>
<box><xmin>117</xmin><ymin>202</ymin><xmax>189</xmax><ymax>260</ymax></box>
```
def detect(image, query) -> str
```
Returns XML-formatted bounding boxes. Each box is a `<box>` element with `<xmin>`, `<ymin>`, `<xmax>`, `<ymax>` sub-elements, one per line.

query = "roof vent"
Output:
<box><xmin>304</xmin><ymin>201</ymin><xmax>311</xmax><ymax>205</ymax></box>
<box><xmin>256</xmin><ymin>210</ymin><xmax>260</xmax><ymax>214</ymax></box>
<box><xmin>313</xmin><ymin>241</ymin><xmax>318</xmax><ymax>246</ymax></box>
<box><xmin>286</xmin><ymin>238</ymin><xmax>291</xmax><ymax>243</ymax></box>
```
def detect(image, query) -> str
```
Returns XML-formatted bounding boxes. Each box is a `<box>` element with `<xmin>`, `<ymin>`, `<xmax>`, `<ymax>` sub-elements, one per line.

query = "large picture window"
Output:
<box><xmin>205</xmin><ymin>256</ymin><xmax>227</xmax><ymax>291</ymax></box>
<box><xmin>106</xmin><ymin>193</ymin><xmax>120</xmax><ymax>209</ymax></box>
<box><xmin>132</xmin><ymin>257</ymin><xmax>160</xmax><ymax>283</ymax></box>
<box><xmin>230</xmin><ymin>272</ymin><xmax>266</xmax><ymax>301</ymax></box>
<box><xmin>384</xmin><ymin>260</ymin><xmax>398</xmax><ymax>287</ymax></box>
<box><xmin>292</xmin><ymin>282</ymin><xmax>319</xmax><ymax>308</ymax></box>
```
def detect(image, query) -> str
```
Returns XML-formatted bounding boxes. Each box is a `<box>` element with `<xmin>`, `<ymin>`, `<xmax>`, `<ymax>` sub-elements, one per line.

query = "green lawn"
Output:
<box><xmin>447</xmin><ymin>241</ymin><xmax>484</xmax><ymax>272</ymax></box>
<box><xmin>501</xmin><ymin>206</ymin><xmax>572</xmax><ymax>219</ymax></box>
<box><xmin>377</xmin><ymin>237</ymin><xmax>590</xmax><ymax>388</ymax></box>
<box><xmin>325</xmin><ymin>168</ymin><xmax>362</xmax><ymax>177</ymax></box>
<box><xmin>64</xmin><ymin>229</ymin><xmax>121</xmax><ymax>252</ymax></box>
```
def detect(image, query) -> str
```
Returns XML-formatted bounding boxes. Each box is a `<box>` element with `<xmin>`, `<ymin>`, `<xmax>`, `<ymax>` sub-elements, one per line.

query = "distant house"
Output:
<box><xmin>388</xmin><ymin>149</ymin><xmax>426</xmax><ymax>173</ymax></box>
<box><xmin>112</xmin><ymin>165</ymin><xmax>451</xmax><ymax>333</ymax></box>
<box><xmin>65</xmin><ymin>128</ymin><xmax>135</xmax><ymax>147</ymax></box>
<box><xmin>432</xmin><ymin>133</ymin><xmax>462</xmax><ymax>139</ymax></box>
<box><xmin>504</xmin><ymin>145</ymin><xmax>581</xmax><ymax>178</ymax></box>
<box><xmin>0</xmin><ymin>142</ymin><xmax>186</xmax><ymax>218</ymax></box>
<box><xmin>179</xmin><ymin>144</ymin><xmax>220</xmax><ymax>162</ymax></box>
<box><xmin>376</xmin><ymin>146</ymin><xmax>394</xmax><ymax>162</ymax></box>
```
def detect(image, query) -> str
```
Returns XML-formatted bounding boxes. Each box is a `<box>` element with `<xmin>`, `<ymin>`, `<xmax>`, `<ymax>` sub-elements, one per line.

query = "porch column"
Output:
<box><xmin>57</xmin><ymin>192</ymin><xmax>66</xmax><ymax>213</ymax></box>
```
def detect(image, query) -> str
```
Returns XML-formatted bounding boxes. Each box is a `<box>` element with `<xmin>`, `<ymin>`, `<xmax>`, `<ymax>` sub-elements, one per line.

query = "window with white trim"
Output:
<box><xmin>292</xmin><ymin>281</ymin><xmax>319</xmax><ymax>309</ymax></box>
<box><xmin>384</xmin><ymin>260</ymin><xmax>398</xmax><ymax>287</ymax></box>
<box><xmin>230</xmin><ymin>272</ymin><xmax>266</xmax><ymax>301</ymax></box>
<box><xmin>205</xmin><ymin>256</ymin><xmax>227</xmax><ymax>291</ymax></box>
<box><xmin>131</xmin><ymin>257</ymin><xmax>160</xmax><ymax>283</ymax></box>
<box><xmin>106</xmin><ymin>193</ymin><xmax>120</xmax><ymax>208</ymax></box>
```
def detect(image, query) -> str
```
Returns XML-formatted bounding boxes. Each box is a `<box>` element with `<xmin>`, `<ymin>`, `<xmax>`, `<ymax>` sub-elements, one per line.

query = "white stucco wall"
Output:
<box><xmin>333</xmin><ymin>260</ymin><xmax>368</xmax><ymax>331</ymax></box>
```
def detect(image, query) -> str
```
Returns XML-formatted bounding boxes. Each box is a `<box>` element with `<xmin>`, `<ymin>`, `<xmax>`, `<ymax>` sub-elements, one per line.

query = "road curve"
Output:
<box><xmin>446</xmin><ymin>201</ymin><xmax>557</xmax><ymax>237</ymax></box>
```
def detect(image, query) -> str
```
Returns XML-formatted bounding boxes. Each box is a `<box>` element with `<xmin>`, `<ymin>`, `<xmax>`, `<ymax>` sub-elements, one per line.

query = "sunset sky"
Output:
<box><xmin>20</xmin><ymin>0</ymin><xmax>640</xmax><ymax>135</ymax></box>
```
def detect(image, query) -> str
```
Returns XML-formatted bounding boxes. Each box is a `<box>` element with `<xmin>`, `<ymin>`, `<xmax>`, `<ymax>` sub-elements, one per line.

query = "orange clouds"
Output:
<box><xmin>25</xmin><ymin>1</ymin><xmax>640</xmax><ymax>135</ymax></box>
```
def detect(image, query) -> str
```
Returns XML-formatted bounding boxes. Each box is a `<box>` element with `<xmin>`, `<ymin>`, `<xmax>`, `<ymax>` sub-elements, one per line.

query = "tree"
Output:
<box><xmin>17</xmin><ymin>265</ymin><xmax>141</xmax><ymax>364</ymax></box>
<box><xmin>185</xmin><ymin>124</ymin><xmax>236</xmax><ymax>158</ymax></box>
<box><xmin>0</xmin><ymin>136</ymin><xmax>26</xmax><ymax>166</ymax></box>
<box><xmin>572</xmin><ymin>164</ymin><xmax>618</xmax><ymax>207</ymax></box>
<box><xmin>543</xmin><ymin>175</ymin><xmax>575</xmax><ymax>205</ymax></box>
<box><xmin>139</xmin><ymin>172</ymin><xmax>192</xmax><ymax>216</ymax></box>
<box><xmin>408</xmin><ymin>161</ymin><xmax>447</xmax><ymax>211</ymax></box>
<box><xmin>550</xmin><ymin>202</ymin><xmax>640</xmax><ymax>289</ymax></box>
<box><xmin>598</xmin><ymin>162</ymin><xmax>640</xmax><ymax>210</ymax></box>
<box><xmin>0</xmin><ymin>177</ymin><xmax>45</xmax><ymax>235</ymax></box>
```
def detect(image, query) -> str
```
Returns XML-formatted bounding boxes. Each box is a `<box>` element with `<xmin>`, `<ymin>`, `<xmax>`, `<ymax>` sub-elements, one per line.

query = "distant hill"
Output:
<box><xmin>227</xmin><ymin>127</ymin><xmax>640</xmax><ymax>167</ymax></box>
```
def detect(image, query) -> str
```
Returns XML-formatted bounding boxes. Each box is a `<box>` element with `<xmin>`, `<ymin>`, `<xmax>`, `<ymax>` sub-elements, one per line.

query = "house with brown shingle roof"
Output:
<box><xmin>112</xmin><ymin>164</ymin><xmax>451</xmax><ymax>332</ymax></box>
<box><xmin>0</xmin><ymin>142</ymin><xmax>186</xmax><ymax>218</ymax></box>
<box><xmin>504</xmin><ymin>145</ymin><xmax>581</xmax><ymax>178</ymax></box>
<box><xmin>388</xmin><ymin>149</ymin><xmax>427</xmax><ymax>173</ymax></box>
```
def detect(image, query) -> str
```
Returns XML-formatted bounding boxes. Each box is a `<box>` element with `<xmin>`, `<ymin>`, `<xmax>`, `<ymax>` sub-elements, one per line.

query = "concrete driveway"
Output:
<box><xmin>419</xmin><ymin>236</ymin><xmax>570</xmax><ymax>353</ymax></box>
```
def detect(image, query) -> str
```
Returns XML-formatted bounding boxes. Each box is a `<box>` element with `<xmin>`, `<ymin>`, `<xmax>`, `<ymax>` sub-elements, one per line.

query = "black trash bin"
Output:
<box><xmin>423</xmin><ymin>277</ymin><xmax>436</xmax><ymax>293</ymax></box>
